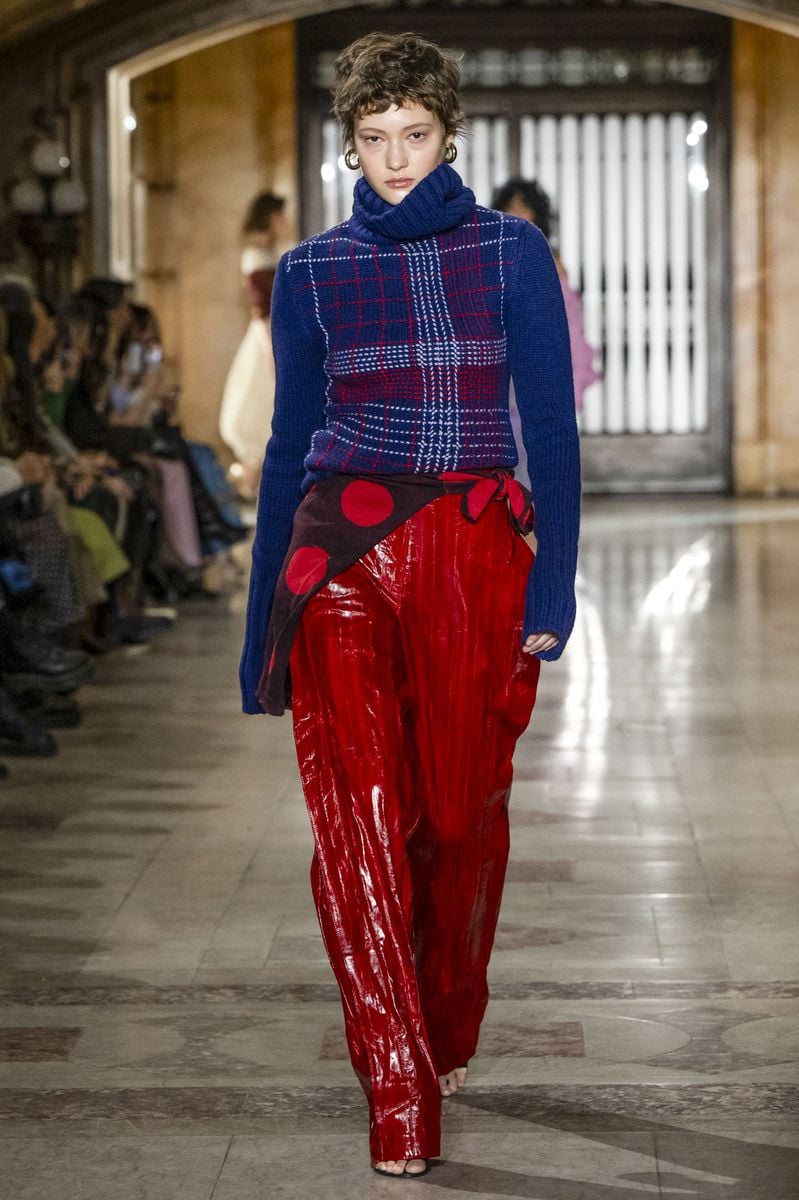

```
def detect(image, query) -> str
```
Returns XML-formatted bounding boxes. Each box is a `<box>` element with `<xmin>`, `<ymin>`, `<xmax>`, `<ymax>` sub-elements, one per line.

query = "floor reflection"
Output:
<box><xmin>0</xmin><ymin>496</ymin><xmax>798</xmax><ymax>1198</ymax></box>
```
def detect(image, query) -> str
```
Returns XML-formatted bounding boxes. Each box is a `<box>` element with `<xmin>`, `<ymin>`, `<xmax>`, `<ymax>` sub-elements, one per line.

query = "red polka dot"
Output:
<box><xmin>340</xmin><ymin>480</ymin><xmax>395</xmax><ymax>526</ymax></box>
<box><xmin>285</xmin><ymin>546</ymin><xmax>329</xmax><ymax>595</ymax></box>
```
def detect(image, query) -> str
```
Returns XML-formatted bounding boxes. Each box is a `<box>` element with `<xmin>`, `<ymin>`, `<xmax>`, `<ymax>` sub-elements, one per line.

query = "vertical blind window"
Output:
<box><xmin>319</xmin><ymin>108</ymin><xmax>710</xmax><ymax>439</ymax></box>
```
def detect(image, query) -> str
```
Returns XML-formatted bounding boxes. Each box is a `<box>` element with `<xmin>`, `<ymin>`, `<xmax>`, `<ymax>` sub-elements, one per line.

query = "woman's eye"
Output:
<box><xmin>409</xmin><ymin>132</ymin><xmax>426</xmax><ymax>141</ymax></box>
<box><xmin>363</xmin><ymin>136</ymin><xmax>381</xmax><ymax>145</ymax></box>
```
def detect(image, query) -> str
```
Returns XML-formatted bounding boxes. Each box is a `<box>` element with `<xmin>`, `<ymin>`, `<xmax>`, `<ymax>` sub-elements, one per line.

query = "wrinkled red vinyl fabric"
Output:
<box><xmin>290</xmin><ymin>491</ymin><xmax>541</xmax><ymax>1161</ymax></box>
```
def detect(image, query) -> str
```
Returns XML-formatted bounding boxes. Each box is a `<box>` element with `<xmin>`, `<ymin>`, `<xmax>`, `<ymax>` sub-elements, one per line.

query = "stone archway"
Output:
<box><xmin>6</xmin><ymin>0</ymin><xmax>796</xmax><ymax>490</ymax></box>
<box><xmin>84</xmin><ymin>2</ymin><xmax>799</xmax><ymax>492</ymax></box>
<box><xmin>6</xmin><ymin>0</ymin><xmax>799</xmax><ymax>278</ymax></box>
<box><xmin>104</xmin><ymin>18</ymin><xmax>301</xmax><ymax>453</ymax></box>
<box><xmin>3</xmin><ymin>0</ymin><xmax>799</xmax><ymax>48</ymax></box>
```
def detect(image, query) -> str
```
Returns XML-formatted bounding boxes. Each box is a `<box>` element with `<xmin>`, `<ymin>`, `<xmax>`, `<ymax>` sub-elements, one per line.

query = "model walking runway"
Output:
<box><xmin>240</xmin><ymin>30</ymin><xmax>580</xmax><ymax>1176</ymax></box>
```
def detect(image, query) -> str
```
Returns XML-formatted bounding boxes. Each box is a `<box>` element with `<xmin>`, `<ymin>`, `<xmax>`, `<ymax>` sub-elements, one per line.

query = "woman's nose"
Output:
<box><xmin>386</xmin><ymin>140</ymin><xmax>408</xmax><ymax>171</ymax></box>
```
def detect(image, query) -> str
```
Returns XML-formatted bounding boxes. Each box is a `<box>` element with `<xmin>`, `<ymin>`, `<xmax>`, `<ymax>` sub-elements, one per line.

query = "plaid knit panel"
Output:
<box><xmin>286</xmin><ymin>209</ymin><xmax>520</xmax><ymax>475</ymax></box>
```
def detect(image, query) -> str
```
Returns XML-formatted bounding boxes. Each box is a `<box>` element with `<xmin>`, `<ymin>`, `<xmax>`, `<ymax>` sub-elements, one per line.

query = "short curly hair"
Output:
<box><xmin>333</xmin><ymin>32</ymin><xmax>464</xmax><ymax>150</ymax></box>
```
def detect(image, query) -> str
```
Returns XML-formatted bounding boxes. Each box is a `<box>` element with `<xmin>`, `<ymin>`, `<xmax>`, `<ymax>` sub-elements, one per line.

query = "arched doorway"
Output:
<box><xmin>103</xmin><ymin>21</ymin><xmax>299</xmax><ymax>453</ymax></box>
<box><xmin>54</xmin><ymin>0</ymin><xmax>799</xmax><ymax>493</ymax></box>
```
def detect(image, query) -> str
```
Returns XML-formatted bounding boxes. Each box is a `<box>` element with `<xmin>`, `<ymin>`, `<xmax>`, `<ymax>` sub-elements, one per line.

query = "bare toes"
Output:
<box><xmin>375</xmin><ymin>1160</ymin><xmax>406</xmax><ymax>1175</ymax></box>
<box><xmin>440</xmin><ymin>1066</ymin><xmax>468</xmax><ymax>1096</ymax></box>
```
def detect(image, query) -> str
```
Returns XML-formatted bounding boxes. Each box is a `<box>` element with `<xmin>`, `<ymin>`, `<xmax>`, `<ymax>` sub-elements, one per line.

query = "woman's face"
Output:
<box><xmin>353</xmin><ymin>103</ymin><xmax>452</xmax><ymax>206</ymax></box>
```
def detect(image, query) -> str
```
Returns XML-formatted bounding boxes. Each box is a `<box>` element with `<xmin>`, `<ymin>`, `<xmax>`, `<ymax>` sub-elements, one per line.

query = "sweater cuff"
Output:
<box><xmin>522</xmin><ymin>574</ymin><xmax>576</xmax><ymax>662</ymax></box>
<box><xmin>239</xmin><ymin>570</ymin><xmax>273</xmax><ymax>715</ymax></box>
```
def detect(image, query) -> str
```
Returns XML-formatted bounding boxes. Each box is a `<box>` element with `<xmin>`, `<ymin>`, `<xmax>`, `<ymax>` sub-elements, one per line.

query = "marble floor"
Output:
<box><xmin>1</xmin><ymin>496</ymin><xmax>798</xmax><ymax>1199</ymax></box>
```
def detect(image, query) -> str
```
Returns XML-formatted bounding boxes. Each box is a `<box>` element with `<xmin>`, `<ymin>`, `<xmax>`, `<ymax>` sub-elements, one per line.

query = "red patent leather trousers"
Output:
<box><xmin>290</xmin><ymin>493</ymin><xmax>541</xmax><ymax>1161</ymax></box>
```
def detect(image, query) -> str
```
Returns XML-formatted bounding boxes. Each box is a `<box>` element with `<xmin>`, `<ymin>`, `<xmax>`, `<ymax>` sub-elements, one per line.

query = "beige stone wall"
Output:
<box><xmin>130</xmin><ymin>23</ymin><xmax>297</xmax><ymax>456</ymax></box>
<box><xmin>733</xmin><ymin>21</ymin><xmax>799</xmax><ymax>493</ymax></box>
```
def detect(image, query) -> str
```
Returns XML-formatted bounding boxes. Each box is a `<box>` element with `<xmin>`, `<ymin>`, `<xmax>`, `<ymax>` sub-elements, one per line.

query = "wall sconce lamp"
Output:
<box><xmin>8</xmin><ymin>126</ymin><xmax>87</xmax><ymax>302</ymax></box>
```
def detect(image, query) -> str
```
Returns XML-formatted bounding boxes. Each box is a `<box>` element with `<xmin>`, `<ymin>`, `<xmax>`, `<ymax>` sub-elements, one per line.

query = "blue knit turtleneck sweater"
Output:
<box><xmin>240</xmin><ymin>163</ymin><xmax>580</xmax><ymax>713</ymax></box>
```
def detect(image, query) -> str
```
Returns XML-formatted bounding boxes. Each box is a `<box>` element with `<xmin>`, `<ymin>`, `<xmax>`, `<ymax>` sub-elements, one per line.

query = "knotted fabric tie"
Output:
<box><xmin>441</xmin><ymin>470</ymin><xmax>534</xmax><ymax>534</ymax></box>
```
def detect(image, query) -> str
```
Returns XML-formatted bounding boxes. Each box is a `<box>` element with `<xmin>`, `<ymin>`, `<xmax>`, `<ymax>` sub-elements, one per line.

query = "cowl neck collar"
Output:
<box><xmin>349</xmin><ymin>162</ymin><xmax>476</xmax><ymax>243</ymax></box>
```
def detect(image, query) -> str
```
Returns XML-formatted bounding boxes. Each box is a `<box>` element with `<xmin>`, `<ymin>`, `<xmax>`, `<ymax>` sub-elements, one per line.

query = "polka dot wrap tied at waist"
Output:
<box><xmin>256</xmin><ymin>468</ymin><xmax>534</xmax><ymax>715</ymax></box>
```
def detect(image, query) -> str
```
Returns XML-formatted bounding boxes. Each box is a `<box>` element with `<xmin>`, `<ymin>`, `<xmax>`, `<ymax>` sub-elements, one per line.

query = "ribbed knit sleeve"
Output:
<box><xmin>505</xmin><ymin>221</ymin><xmax>581</xmax><ymax>659</ymax></box>
<box><xmin>239</xmin><ymin>257</ymin><xmax>327</xmax><ymax>713</ymax></box>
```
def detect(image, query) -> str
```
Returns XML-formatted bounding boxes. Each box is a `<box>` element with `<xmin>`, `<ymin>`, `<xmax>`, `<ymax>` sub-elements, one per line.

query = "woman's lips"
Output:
<box><xmin>386</xmin><ymin>178</ymin><xmax>413</xmax><ymax>189</ymax></box>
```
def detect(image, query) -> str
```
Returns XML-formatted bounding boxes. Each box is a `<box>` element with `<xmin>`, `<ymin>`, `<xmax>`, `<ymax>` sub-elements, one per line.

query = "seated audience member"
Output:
<box><xmin>0</xmin><ymin>284</ymin><xmax>86</xmax><ymax>637</ymax></box>
<box><xmin>0</xmin><ymin>281</ymin><xmax>167</xmax><ymax>648</ymax></box>
<box><xmin>0</xmin><ymin>262</ymin><xmax>247</xmax><ymax>778</ymax></box>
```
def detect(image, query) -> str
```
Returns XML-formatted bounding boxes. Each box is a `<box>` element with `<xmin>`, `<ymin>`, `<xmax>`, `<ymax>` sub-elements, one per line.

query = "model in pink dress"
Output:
<box><xmin>494</xmin><ymin>178</ymin><xmax>601</xmax><ymax>486</ymax></box>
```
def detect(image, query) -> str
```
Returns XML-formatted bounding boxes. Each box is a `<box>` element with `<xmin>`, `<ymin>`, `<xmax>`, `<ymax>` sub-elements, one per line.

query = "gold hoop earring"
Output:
<box><xmin>443</xmin><ymin>144</ymin><xmax>458</xmax><ymax>164</ymax></box>
<box><xmin>344</xmin><ymin>149</ymin><xmax>360</xmax><ymax>171</ymax></box>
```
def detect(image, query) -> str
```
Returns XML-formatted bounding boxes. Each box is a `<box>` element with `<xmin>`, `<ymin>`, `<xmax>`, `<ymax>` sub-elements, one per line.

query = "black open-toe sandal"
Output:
<box><xmin>372</xmin><ymin>1159</ymin><xmax>431</xmax><ymax>1179</ymax></box>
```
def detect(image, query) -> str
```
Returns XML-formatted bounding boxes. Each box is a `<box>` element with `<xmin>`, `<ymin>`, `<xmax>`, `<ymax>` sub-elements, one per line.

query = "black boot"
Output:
<box><xmin>143</xmin><ymin>562</ymin><xmax>179</xmax><ymax>605</ymax></box>
<box><xmin>0</xmin><ymin>616</ymin><xmax>94</xmax><ymax>695</ymax></box>
<box><xmin>0</xmin><ymin>686</ymin><xmax>57</xmax><ymax>756</ymax></box>
<box><xmin>17</xmin><ymin>691</ymin><xmax>82</xmax><ymax>729</ymax></box>
<box><xmin>100</xmin><ymin>609</ymin><xmax>174</xmax><ymax>646</ymax></box>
